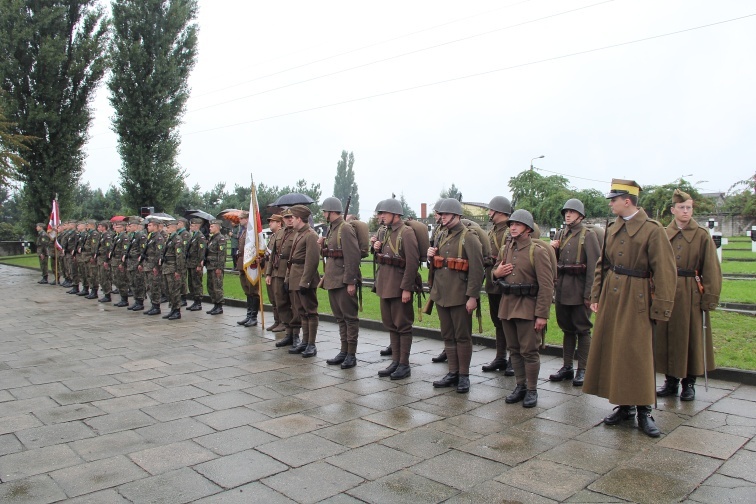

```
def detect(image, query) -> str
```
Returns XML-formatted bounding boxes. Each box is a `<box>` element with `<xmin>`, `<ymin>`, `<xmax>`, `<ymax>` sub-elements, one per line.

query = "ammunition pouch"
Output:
<box><xmin>432</xmin><ymin>256</ymin><xmax>469</xmax><ymax>271</ymax></box>
<box><xmin>322</xmin><ymin>249</ymin><xmax>344</xmax><ymax>258</ymax></box>
<box><xmin>376</xmin><ymin>253</ymin><xmax>406</xmax><ymax>268</ymax></box>
<box><xmin>496</xmin><ymin>280</ymin><xmax>539</xmax><ymax>296</ymax></box>
<box><xmin>676</xmin><ymin>267</ymin><xmax>696</xmax><ymax>278</ymax></box>
<box><xmin>557</xmin><ymin>264</ymin><xmax>587</xmax><ymax>276</ymax></box>
<box><xmin>432</xmin><ymin>255</ymin><xmax>444</xmax><ymax>269</ymax></box>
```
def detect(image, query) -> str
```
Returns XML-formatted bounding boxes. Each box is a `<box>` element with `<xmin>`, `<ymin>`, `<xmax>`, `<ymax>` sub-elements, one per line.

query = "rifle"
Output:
<box><xmin>92</xmin><ymin>231</ymin><xmax>104</xmax><ymax>260</ymax></box>
<box><xmin>422</xmin><ymin>223</ymin><xmax>444</xmax><ymax>315</ymax></box>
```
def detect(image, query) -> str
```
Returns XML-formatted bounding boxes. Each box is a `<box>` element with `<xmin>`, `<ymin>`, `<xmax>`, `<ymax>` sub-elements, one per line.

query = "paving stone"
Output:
<box><xmin>194</xmin><ymin>449</ymin><xmax>288</xmax><ymax>488</ymax></box>
<box><xmin>684</xmin><ymin>410</ymin><xmax>756</xmax><ymax>438</ymax></box>
<box><xmin>194</xmin><ymin>390</ymin><xmax>261</xmax><ymax>410</ymax></box>
<box><xmin>466</xmin><ymin>397</ymin><xmax>542</xmax><ymax>426</ymax></box>
<box><xmin>409</xmin><ymin>393</ymin><xmax>481</xmax><ymax>417</ymax></box>
<box><xmin>314</xmin><ymin>418</ymin><xmax>398</xmax><ymax>448</ymax></box>
<box><xmin>49</xmin><ymin>454</ymin><xmax>148</xmax><ymax>497</ymax></box>
<box><xmin>194</xmin><ymin>425</ymin><xmax>278</xmax><ymax>455</ymax></box>
<box><xmin>336</xmin><ymin>377</ymin><xmax>398</xmax><ymax>395</ymax></box>
<box><xmin>304</xmin><ymin>401</ymin><xmax>378</xmax><ymax>424</ymax></box>
<box><xmin>717</xmin><ymin>449</ymin><xmax>756</xmax><ymax>483</ymax></box>
<box><xmin>129</xmin><ymin>440</ymin><xmax>217</xmax><ymax>475</ymax></box>
<box><xmin>117</xmin><ymin>467</ymin><xmax>222</xmax><ymax>504</ymax></box>
<box><xmin>564</xmin><ymin>489</ymin><xmax>629</xmax><ymax>502</ymax></box>
<box><xmin>195</xmin><ymin>406</ymin><xmax>270</xmax><ymax>431</ymax></box>
<box><xmin>69</xmin><ymin>430</ymin><xmax>155</xmax><ymax>461</ymax></box>
<box><xmin>62</xmin><ymin>375</ymin><xmax>122</xmax><ymax>391</ymax></box>
<box><xmin>50</xmin><ymin>388</ymin><xmax>114</xmax><ymax>405</ymax></box>
<box><xmin>252</xmin><ymin>396</ymin><xmax>320</xmax><ymax>418</ymax></box>
<box><xmin>575</xmin><ymin>423</ymin><xmax>666</xmax><ymax>453</ymax></box>
<box><xmin>500</xmin><ymin>457</ymin><xmax>599</xmax><ymax>500</ymax></box>
<box><xmin>708</xmin><ymin>397</ymin><xmax>756</xmax><ymax>419</ymax></box>
<box><xmin>90</xmin><ymin>393</ymin><xmax>160</xmax><ymax>414</ymax></box>
<box><xmin>0</xmin><ymin>413</ymin><xmax>43</xmax><ymax>435</ymax></box>
<box><xmin>294</xmin><ymin>385</ymin><xmax>360</xmax><ymax>406</ymax></box>
<box><xmin>380</xmin><ymin>426</ymin><xmax>470</xmax><ymax>459</ymax></box>
<box><xmin>255</xmin><ymin>413</ymin><xmax>331</xmax><ymax>438</ymax></box>
<box><xmin>456</xmin><ymin>430</ymin><xmax>563</xmax><ymax>466</ymax></box>
<box><xmin>84</xmin><ymin>409</ymin><xmax>157</xmax><ymax>435</ymax></box>
<box><xmin>134</xmin><ymin>417</ymin><xmax>215</xmax><ymax>444</ymax></box>
<box><xmin>444</xmin><ymin>480</ymin><xmax>558</xmax><ymax>504</ymax></box>
<box><xmin>412</xmin><ymin>449</ymin><xmax>509</xmax><ymax>490</ymax></box>
<box><xmin>0</xmin><ymin>474</ymin><xmax>67</xmax><ymax>504</ymax></box>
<box><xmin>347</xmin><ymin>469</ymin><xmax>458</xmax><ymax>504</ymax></box>
<box><xmin>262</xmin><ymin>461</ymin><xmax>363</xmax><ymax>504</ymax></box>
<box><xmin>0</xmin><ymin>444</ymin><xmax>83</xmax><ymax>481</ymax></box>
<box><xmin>326</xmin><ymin>443</ymin><xmax>421</xmax><ymax>480</ymax></box>
<box><xmin>65</xmin><ymin>489</ymin><xmax>132</xmax><ymax>503</ymax></box>
<box><xmin>729</xmin><ymin>384</ymin><xmax>756</xmax><ymax>402</ymax></box>
<box><xmin>538</xmin><ymin>439</ymin><xmax>629</xmax><ymax>474</ymax></box>
<box><xmin>0</xmin><ymin>396</ymin><xmax>59</xmax><ymax>417</ymax></box>
<box><xmin>145</xmin><ymin>384</ymin><xmax>209</xmax><ymax>404</ymax></box>
<box><xmin>120</xmin><ymin>358</ymin><xmax>168</xmax><ymax>371</ymax></box>
<box><xmin>15</xmin><ymin>421</ymin><xmax>95</xmax><ymax>449</ymax></box>
<box><xmin>348</xmin><ymin>390</ymin><xmax>419</xmax><ymax>411</ymax></box>
<box><xmin>510</xmin><ymin>416</ymin><xmax>587</xmax><ymax>440</ymax></box>
<box><xmin>141</xmin><ymin>399</ymin><xmax>213</xmax><ymax>422</ymax></box>
<box><xmin>657</xmin><ymin>425</ymin><xmax>748</xmax><ymax>459</ymax></box>
<box><xmin>256</xmin><ymin>433</ymin><xmax>347</xmax><ymax>467</ymax></box>
<box><xmin>193</xmin><ymin>481</ymin><xmax>296</xmax><ymax>504</ymax></box>
<box><xmin>8</xmin><ymin>382</ymin><xmax>71</xmax><ymax>400</ymax></box>
<box><xmin>687</xmin><ymin>473</ymin><xmax>756</xmax><ymax>504</ymax></box>
<box><xmin>102</xmin><ymin>380</ymin><xmax>165</xmax><ymax>397</ymax></box>
<box><xmin>0</xmin><ymin>433</ymin><xmax>23</xmax><ymax>456</ymax></box>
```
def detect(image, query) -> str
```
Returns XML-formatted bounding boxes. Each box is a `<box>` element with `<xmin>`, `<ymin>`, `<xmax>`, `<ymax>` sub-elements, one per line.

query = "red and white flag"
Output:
<box><xmin>47</xmin><ymin>199</ymin><xmax>63</xmax><ymax>251</ymax></box>
<box><xmin>243</xmin><ymin>182</ymin><xmax>267</xmax><ymax>285</ymax></box>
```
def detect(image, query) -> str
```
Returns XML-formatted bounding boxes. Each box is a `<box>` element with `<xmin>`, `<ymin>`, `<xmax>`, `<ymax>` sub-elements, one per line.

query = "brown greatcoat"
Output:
<box><xmin>430</xmin><ymin>220</ymin><xmax>484</xmax><ymax>307</ymax></box>
<box><xmin>496</xmin><ymin>234</ymin><xmax>554</xmax><ymax>321</ymax></box>
<box><xmin>654</xmin><ymin>218</ymin><xmax>721</xmax><ymax>377</ymax></box>
<box><xmin>266</xmin><ymin>227</ymin><xmax>295</xmax><ymax>279</ymax></box>
<box><xmin>484</xmin><ymin>221</ymin><xmax>510</xmax><ymax>294</ymax></box>
<box><xmin>584</xmin><ymin>208</ymin><xmax>677</xmax><ymax>406</ymax></box>
<box><xmin>286</xmin><ymin>224</ymin><xmax>320</xmax><ymax>290</ymax></box>
<box><xmin>374</xmin><ymin>221</ymin><xmax>420</xmax><ymax>298</ymax></box>
<box><xmin>555</xmin><ymin>222</ymin><xmax>601</xmax><ymax>305</ymax></box>
<box><xmin>322</xmin><ymin>217</ymin><xmax>361</xmax><ymax>289</ymax></box>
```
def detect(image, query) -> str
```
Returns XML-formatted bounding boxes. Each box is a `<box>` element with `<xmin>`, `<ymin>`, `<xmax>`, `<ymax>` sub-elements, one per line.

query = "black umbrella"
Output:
<box><xmin>269</xmin><ymin>193</ymin><xmax>314</xmax><ymax>207</ymax></box>
<box><xmin>184</xmin><ymin>209</ymin><xmax>215</xmax><ymax>222</ymax></box>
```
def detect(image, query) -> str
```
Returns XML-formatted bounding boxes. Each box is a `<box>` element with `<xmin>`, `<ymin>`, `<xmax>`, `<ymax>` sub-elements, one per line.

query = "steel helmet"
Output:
<box><xmin>321</xmin><ymin>197</ymin><xmax>343</xmax><ymax>213</ymax></box>
<box><xmin>487</xmin><ymin>196</ymin><xmax>512</xmax><ymax>215</ymax></box>
<box><xmin>377</xmin><ymin>198</ymin><xmax>404</xmax><ymax>216</ymax></box>
<box><xmin>508</xmin><ymin>209</ymin><xmax>535</xmax><ymax>231</ymax></box>
<box><xmin>374</xmin><ymin>200</ymin><xmax>385</xmax><ymax>213</ymax></box>
<box><xmin>561</xmin><ymin>198</ymin><xmax>585</xmax><ymax>217</ymax></box>
<box><xmin>436</xmin><ymin>198</ymin><xmax>463</xmax><ymax>216</ymax></box>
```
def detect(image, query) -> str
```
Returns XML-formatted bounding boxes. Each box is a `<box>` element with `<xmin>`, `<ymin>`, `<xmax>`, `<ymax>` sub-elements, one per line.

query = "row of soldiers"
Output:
<box><xmin>36</xmin><ymin>217</ymin><xmax>228</xmax><ymax>320</ymax></box>
<box><xmin>262</xmin><ymin>179</ymin><xmax>721</xmax><ymax>439</ymax></box>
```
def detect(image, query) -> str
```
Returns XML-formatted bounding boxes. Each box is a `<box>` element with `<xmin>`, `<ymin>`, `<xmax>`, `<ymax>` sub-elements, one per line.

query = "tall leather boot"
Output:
<box><xmin>187</xmin><ymin>299</ymin><xmax>202</xmax><ymax>311</ymax></box>
<box><xmin>603</xmin><ymin>405</ymin><xmax>637</xmax><ymax>425</ymax></box>
<box><xmin>637</xmin><ymin>405</ymin><xmax>661</xmax><ymax>437</ymax></box>
<box><xmin>289</xmin><ymin>324</ymin><xmax>308</xmax><ymax>354</ymax></box>
<box><xmin>656</xmin><ymin>375</ymin><xmax>680</xmax><ymax>397</ymax></box>
<box><xmin>680</xmin><ymin>376</ymin><xmax>696</xmax><ymax>401</ymax></box>
<box><xmin>290</xmin><ymin>330</ymin><xmax>301</xmax><ymax>349</ymax></box>
<box><xmin>244</xmin><ymin>300</ymin><xmax>258</xmax><ymax>327</ymax></box>
<box><xmin>237</xmin><ymin>303</ymin><xmax>252</xmax><ymax>325</ymax></box>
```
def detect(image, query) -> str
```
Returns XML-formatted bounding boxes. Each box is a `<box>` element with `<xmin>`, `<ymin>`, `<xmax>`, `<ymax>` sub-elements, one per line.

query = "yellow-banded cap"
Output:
<box><xmin>607</xmin><ymin>179</ymin><xmax>642</xmax><ymax>198</ymax></box>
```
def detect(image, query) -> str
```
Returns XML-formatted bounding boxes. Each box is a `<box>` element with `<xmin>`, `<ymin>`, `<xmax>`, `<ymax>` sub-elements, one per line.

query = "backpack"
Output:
<box><xmin>348</xmin><ymin>220</ymin><xmax>371</xmax><ymax>258</ymax></box>
<box><xmin>403</xmin><ymin>219</ymin><xmax>431</xmax><ymax>261</ymax></box>
<box><xmin>585</xmin><ymin>223</ymin><xmax>605</xmax><ymax>248</ymax></box>
<box><xmin>461</xmin><ymin>218</ymin><xmax>491</xmax><ymax>257</ymax></box>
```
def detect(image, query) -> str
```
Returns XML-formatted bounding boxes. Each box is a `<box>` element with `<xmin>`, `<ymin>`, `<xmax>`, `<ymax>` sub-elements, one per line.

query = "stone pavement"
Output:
<box><xmin>0</xmin><ymin>264</ymin><xmax>754</xmax><ymax>504</ymax></box>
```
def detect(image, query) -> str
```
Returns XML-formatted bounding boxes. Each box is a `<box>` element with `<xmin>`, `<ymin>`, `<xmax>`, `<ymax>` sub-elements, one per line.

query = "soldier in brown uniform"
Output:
<box><xmin>286</xmin><ymin>205</ymin><xmax>321</xmax><ymax>358</ymax></box>
<box><xmin>111</xmin><ymin>221</ymin><xmax>131</xmax><ymax>307</ymax></box>
<box><xmin>36</xmin><ymin>223</ymin><xmax>51</xmax><ymax>283</ymax></box>
<box><xmin>265</xmin><ymin>215</ymin><xmax>284</xmax><ymax>332</ymax></box>
<box><xmin>373</xmin><ymin>198</ymin><xmax>420</xmax><ymax>379</ymax></box>
<box><xmin>185</xmin><ymin>218</ymin><xmax>207</xmax><ymax>311</ymax></box>
<box><xmin>585</xmin><ymin>179</ymin><xmax>677</xmax><ymax>437</ymax></box>
<box><xmin>655</xmin><ymin>189</ymin><xmax>721</xmax><ymax>401</ymax></box>
<box><xmin>319</xmin><ymin>197</ymin><xmax>362</xmax><ymax>368</ymax></box>
<box><xmin>235</xmin><ymin>211</ymin><xmax>262</xmax><ymax>328</ymax></box>
<box><xmin>493</xmin><ymin>210</ymin><xmax>554</xmax><ymax>407</ymax></box>
<box><xmin>95</xmin><ymin>221</ymin><xmax>114</xmax><ymax>303</ymax></box>
<box><xmin>549</xmin><ymin>199</ymin><xmax>601</xmax><ymax>386</ymax></box>
<box><xmin>480</xmin><ymin>196</ymin><xmax>515</xmax><ymax>375</ymax></box>
<box><xmin>161</xmin><ymin>220</ymin><xmax>186</xmax><ymax>320</ymax></box>
<box><xmin>267</xmin><ymin>210</ymin><xmax>300</xmax><ymax>348</ymax></box>
<box><xmin>427</xmin><ymin>198</ymin><xmax>484</xmax><ymax>393</ymax></box>
<box><xmin>138</xmin><ymin>219</ymin><xmax>166</xmax><ymax>315</ymax></box>
<box><xmin>205</xmin><ymin>219</ymin><xmax>228</xmax><ymax>315</ymax></box>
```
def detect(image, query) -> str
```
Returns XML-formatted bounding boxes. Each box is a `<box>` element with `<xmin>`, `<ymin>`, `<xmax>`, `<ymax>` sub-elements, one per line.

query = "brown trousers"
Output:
<box><xmin>488</xmin><ymin>293</ymin><xmax>508</xmax><ymax>359</ymax></box>
<box><xmin>501</xmin><ymin>318</ymin><xmax>541</xmax><ymax>390</ymax></box>
<box><xmin>380</xmin><ymin>296</ymin><xmax>414</xmax><ymax>365</ymax></box>
<box><xmin>437</xmin><ymin>304</ymin><xmax>473</xmax><ymax>375</ymax></box>
<box><xmin>328</xmin><ymin>286</ymin><xmax>359</xmax><ymax>354</ymax></box>
<box><xmin>292</xmin><ymin>287</ymin><xmax>318</xmax><ymax>344</ymax></box>
<box><xmin>555</xmin><ymin>302</ymin><xmax>592</xmax><ymax>369</ymax></box>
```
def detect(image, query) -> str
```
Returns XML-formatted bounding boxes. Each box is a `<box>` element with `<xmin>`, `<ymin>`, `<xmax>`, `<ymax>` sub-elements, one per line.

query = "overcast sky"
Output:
<box><xmin>83</xmin><ymin>0</ymin><xmax>756</xmax><ymax>216</ymax></box>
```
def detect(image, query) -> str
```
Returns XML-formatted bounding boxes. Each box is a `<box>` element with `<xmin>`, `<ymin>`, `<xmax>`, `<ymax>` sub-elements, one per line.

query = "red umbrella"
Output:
<box><xmin>217</xmin><ymin>209</ymin><xmax>244</xmax><ymax>225</ymax></box>
<box><xmin>110</xmin><ymin>215</ymin><xmax>127</xmax><ymax>222</ymax></box>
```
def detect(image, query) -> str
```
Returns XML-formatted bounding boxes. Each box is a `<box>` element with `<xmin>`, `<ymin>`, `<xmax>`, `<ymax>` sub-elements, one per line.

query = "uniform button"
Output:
<box><xmin>676</xmin><ymin>255</ymin><xmax>681</xmax><ymax>260</ymax></box>
<box><xmin>618</xmin><ymin>252</ymin><xmax>623</xmax><ymax>256</ymax></box>
<box><xmin>613</xmin><ymin>288</ymin><xmax>617</xmax><ymax>292</ymax></box>
<box><xmin>621</xmin><ymin>240</ymin><xmax>625</xmax><ymax>244</ymax></box>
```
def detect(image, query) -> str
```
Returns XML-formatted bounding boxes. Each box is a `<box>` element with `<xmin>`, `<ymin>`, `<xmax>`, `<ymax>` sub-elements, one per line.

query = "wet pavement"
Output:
<box><xmin>0</xmin><ymin>264</ymin><xmax>754</xmax><ymax>503</ymax></box>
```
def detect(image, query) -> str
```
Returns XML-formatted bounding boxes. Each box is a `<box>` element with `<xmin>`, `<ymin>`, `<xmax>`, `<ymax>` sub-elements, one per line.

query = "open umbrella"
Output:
<box><xmin>217</xmin><ymin>208</ymin><xmax>244</xmax><ymax>225</ymax></box>
<box><xmin>270</xmin><ymin>193</ymin><xmax>314</xmax><ymax>207</ymax></box>
<box><xmin>110</xmin><ymin>215</ymin><xmax>127</xmax><ymax>222</ymax></box>
<box><xmin>184</xmin><ymin>209</ymin><xmax>215</xmax><ymax>222</ymax></box>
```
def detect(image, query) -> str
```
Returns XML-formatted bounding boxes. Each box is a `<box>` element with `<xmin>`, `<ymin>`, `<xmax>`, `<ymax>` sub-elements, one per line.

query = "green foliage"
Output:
<box><xmin>509</xmin><ymin>170</ymin><xmax>571</xmax><ymax>227</ymax></box>
<box><xmin>723</xmin><ymin>175</ymin><xmax>756</xmax><ymax>218</ymax></box>
<box><xmin>0</xmin><ymin>0</ymin><xmax>110</xmax><ymax>229</ymax></box>
<box><xmin>333</xmin><ymin>150</ymin><xmax>359</xmax><ymax>218</ymax></box>
<box><xmin>108</xmin><ymin>0</ymin><xmax>198</xmax><ymax>212</ymax></box>
<box><xmin>638</xmin><ymin>178</ymin><xmax>715</xmax><ymax>224</ymax></box>
<box><xmin>399</xmin><ymin>193</ymin><xmax>417</xmax><ymax>219</ymax></box>
<box><xmin>440</xmin><ymin>183</ymin><xmax>463</xmax><ymax>201</ymax></box>
<box><xmin>0</xmin><ymin>96</ymin><xmax>33</xmax><ymax>187</ymax></box>
<box><xmin>67</xmin><ymin>182</ymin><xmax>130</xmax><ymax>220</ymax></box>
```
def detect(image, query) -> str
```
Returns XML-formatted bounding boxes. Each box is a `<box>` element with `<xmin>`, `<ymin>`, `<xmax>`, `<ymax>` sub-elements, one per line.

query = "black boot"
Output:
<box><xmin>114</xmin><ymin>296</ymin><xmax>129</xmax><ymax>307</ymax></box>
<box><xmin>302</xmin><ymin>344</ymin><xmax>317</xmax><ymax>358</ymax></box>
<box><xmin>85</xmin><ymin>288</ymin><xmax>98</xmax><ymax>299</ymax></box>
<box><xmin>187</xmin><ymin>299</ymin><xmax>202</xmax><ymax>311</ymax></box>
<box><xmin>129</xmin><ymin>299</ymin><xmax>145</xmax><ymax>311</ymax></box>
<box><xmin>207</xmin><ymin>304</ymin><xmax>223</xmax><ymax>315</ymax></box>
<box><xmin>523</xmin><ymin>389</ymin><xmax>538</xmax><ymax>408</ymax></box>
<box><xmin>378</xmin><ymin>361</ymin><xmax>399</xmax><ymax>377</ymax></box>
<box><xmin>77</xmin><ymin>287</ymin><xmax>89</xmax><ymax>296</ymax></box>
<box><xmin>637</xmin><ymin>406</ymin><xmax>661</xmax><ymax>437</ymax></box>
<box><xmin>160</xmin><ymin>295</ymin><xmax>168</xmax><ymax>303</ymax></box>
<box><xmin>67</xmin><ymin>286</ymin><xmax>79</xmax><ymax>294</ymax></box>
<box><xmin>433</xmin><ymin>372</ymin><xmax>460</xmax><ymax>388</ymax></box>
<box><xmin>431</xmin><ymin>350</ymin><xmax>447</xmax><ymax>363</ymax></box>
<box><xmin>162</xmin><ymin>309</ymin><xmax>174</xmax><ymax>319</ymax></box>
<box><xmin>244</xmin><ymin>308</ymin><xmax>258</xmax><ymax>327</ymax></box>
<box><xmin>380</xmin><ymin>345</ymin><xmax>393</xmax><ymax>356</ymax></box>
<box><xmin>237</xmin><ymin>306</ymin><xmax>251</xmax><ymax>325</ymax></box>
<box><xmin>505</xmin><ymin>384</ymin><xmax>527</xmax><ymax>404</ymax></box>
<box><xmin>180</xmin><ymin>295</ymin><xmax>187</xmax><ymax>307</ymax></box>
<box><xmin>390</xmin><ymin>363</ymin><xmax>411</xmax><ymax>380</ymax></box>
<box><xmin>341</xmin><ymin>354</ymin><xmax>357</xmax><ymax>369</ymax></box>
<box><xmin>482</xmin><ymin>357</ymin><xmax>508</xmax><ymax>372</ymax></box>
<box><xmin>572</xmin><ymin>369</ymin><xmax>586</xmax><ymax>386</ymax></box>
<box><xmin>290</xmin><ymin>333</ymin><xmax>301</xmax><ymax>349</ymax></box>
<box><xmin>38</xmin><ymin>277</ymin><xmax>48</xmax><ymax>284</ymax></box>
<box><xmin>603</xmin><ymin>405</ymin><xmax>637</xmax><ymax>425</ymax></box>
<box><xmin>167</xmin><ymin>309</ymin><xmax>181</xmax><ymax>321</ymax></box>
<box><xmin>276</xmin><ymin>333</ymin><xmax>294</xmax><ymax>347</ymax></box>
<box><xmin>327</xmin><ymin>352</ymin><xmax>347</xmax><ymax>365</ymax></box>
<box><xmin>456</xmin><ymin>375</ymin><xmax>470</xmax><ymax>393</ymax></box>
<box><xmin>680</xmin><ymin>377</ymin><xmax>696</xmax><ymax>401</ymax></box>
<box><xmin>289</xmin><ymin>341</ymin><xmax>307</xmax><ymax>354</ymax></box>
<box><xmin>656</xmin><ymin>376</ymin><xmax>680</xmax><ymax>397</ymax></box>
<box><xmin>549</xmin><ymin>366</ymin><xmax>574</xmax><ymax>382</ymax></box>
<box><xmin>98</xmin><ymin>294</ymin><xmax>111</xmax><ymax>303</ymax></box>
<box><xmin>504</xmin><ymin>358</ymin><xmax>515</xmax><ymax>376</ymax></box>
<box><xmin>144</xmin><ymin>304</ymin><xmax>161</xmax><ymax>315</ymax></box>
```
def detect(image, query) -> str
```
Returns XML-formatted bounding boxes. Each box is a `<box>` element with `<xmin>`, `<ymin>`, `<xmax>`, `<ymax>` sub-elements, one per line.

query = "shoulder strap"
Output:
<box><xmin>457</xmin><ymin>227</ymin><xmax>469</xmax><ymax>258</ymax></box>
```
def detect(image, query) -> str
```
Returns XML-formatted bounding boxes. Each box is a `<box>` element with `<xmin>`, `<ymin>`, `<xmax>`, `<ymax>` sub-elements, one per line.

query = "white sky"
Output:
<box><xmin>83</xmin><ymin>0</ymin><xmax>756</xmax><ymax>216</ymax></box>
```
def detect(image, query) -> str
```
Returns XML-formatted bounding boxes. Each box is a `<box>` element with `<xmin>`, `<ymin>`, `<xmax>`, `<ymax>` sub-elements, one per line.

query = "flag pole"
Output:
<box><xmin>252</xmin><ymin>174</ymin><xmax>265</xmax><ymax>331</ymax></box>
<box><xmin>53</xmin><ymin>194</ymin><xmax>59</xmax><ymax>284</ymax></box>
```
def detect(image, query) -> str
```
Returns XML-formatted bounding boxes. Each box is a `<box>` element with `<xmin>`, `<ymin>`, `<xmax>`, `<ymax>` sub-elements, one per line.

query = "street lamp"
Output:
<box><xmin>530</xmin><ymin>155</ymin><xmax>545</xmax><ymax>170</ymax></box>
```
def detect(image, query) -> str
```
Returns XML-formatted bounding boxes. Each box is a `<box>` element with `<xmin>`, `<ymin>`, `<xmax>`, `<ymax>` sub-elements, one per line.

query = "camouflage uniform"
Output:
<box><xmin>205</xmin><ymin>226</ymin><xmax>228</xmax><ymax>308</ymax></box>
<box><xmin>185</xmin><ymin>222</ymin><xmax>207</xmax><ymax>309</ymax></box>
<box><xmin>127</xmin><ymin>221</ymin><xmax>148</xmax><ymax>309</ymax></box>
<box><xmin>36</xmin><ymin>226</ymin><xmax>50</xmax><ymax>282</ymax></box>
<box><xmin>161</xmin><ymin>226</ymin><xmax>186</xmax><ymax>314</ymax></box>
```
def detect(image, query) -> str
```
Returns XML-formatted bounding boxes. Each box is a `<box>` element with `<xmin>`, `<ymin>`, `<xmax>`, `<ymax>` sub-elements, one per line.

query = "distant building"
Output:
<box><xmin>701</xmin><ymin>192</ymin><xmax>726</xmax><ymax>209</ymax></box>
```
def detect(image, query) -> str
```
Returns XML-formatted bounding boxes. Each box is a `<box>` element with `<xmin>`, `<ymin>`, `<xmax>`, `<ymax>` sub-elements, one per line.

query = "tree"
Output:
<box><xmin>108</xmin><ymin>0</ymin><xmax>198</xmax><ymax>212</ymax></box>
<box><xmin>333</xmin><ymin>150</ymin><xmax>359</xmax><ymax>218</ymax></box>
<box><xmin>0</xmin><ymin>97</ymin><xmax>32</xmax><ymax>188</ymax></box>
<box><xmin>509</xmin><ymin>170</ymin><xmax>571</xmax><ymax>227</ymax></box>
<box><xmin>639</xmin><ymin>179</ymin><xmax>714</xmax><ymax>225</ymax></box>
<box><xmin>440</xmin><ymin>183</ymin><xmax>463</xmax><ymax>201</ymax></box>
<box><xmin>0</xmin><ymin>0</ymin><xmax>109</xmax><ymax>229</ymax></box>
<box><xmin>723</xmin><ymin>174</ymin><xmax>756</xmax><ymax>218</ymax></box>
<box><xmin>399</xmin><ymin>193</ymin><xmax>417</xmax><ymax>219</ymax></box>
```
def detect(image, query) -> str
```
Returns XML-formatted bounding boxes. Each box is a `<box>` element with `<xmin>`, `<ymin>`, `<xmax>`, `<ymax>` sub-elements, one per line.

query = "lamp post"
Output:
<box><xmin>530</xmin><ymin>155</ymin><xmax>544</xmax><ymax>170</ymax></box>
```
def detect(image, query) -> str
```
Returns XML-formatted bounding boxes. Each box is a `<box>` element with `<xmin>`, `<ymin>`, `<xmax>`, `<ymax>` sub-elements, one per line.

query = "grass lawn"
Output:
<box><xmin>721</xmin><ymin>261</ymin><xmax>756</xmax><ymax>275</ymax></box>
<box><xmin>720</xmin><ymin>279</ymin><xmax>756</xmax><ymax>304</ymax></box>
<box><xmin>722</xmin><ymin>249</ymin><xmax>756</xmax><ymax>259</ymax></box>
